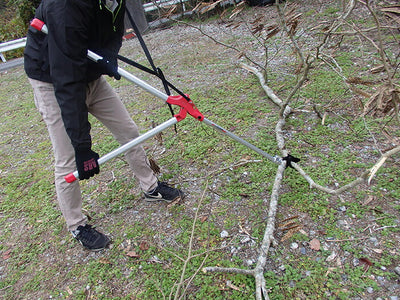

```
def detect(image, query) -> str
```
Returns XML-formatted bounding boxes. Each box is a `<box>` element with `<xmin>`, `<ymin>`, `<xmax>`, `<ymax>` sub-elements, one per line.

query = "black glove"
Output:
<box><xmin>75</xmin><ymin>149</ymin><xmax>100</xmax><ymax>180</ymax></box>
<box><xmin>97</xmin><ymin>56</ymin><xmax>121</xmax><ymax>80</ymax></box>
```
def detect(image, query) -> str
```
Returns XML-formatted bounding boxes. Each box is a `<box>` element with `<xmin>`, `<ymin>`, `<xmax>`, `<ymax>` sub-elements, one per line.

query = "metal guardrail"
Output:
<box><xmin>143</xmin><ymin>0</ymin><xmax>190</xmax><ymax>12</ymax></box>
<box><xmin>0</xmin><ymin>37</ymin><xmax>27</xmax><ymax>62</ymax></box>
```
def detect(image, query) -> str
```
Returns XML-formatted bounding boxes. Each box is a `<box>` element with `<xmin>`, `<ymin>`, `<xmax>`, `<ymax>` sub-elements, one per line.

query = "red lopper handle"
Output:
<box><xmin>30</xmin><ymin>18</ymin><xmax>45</xmax><ymax>31</ymax></box>
<box><xmin>64</xmin><ymin>173</ymin><xmax>77</xmax><ymax>183</ymax></box>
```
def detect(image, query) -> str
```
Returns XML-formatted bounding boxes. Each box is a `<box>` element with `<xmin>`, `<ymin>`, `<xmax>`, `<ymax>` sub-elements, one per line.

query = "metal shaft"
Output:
<box><xmin>108</xmin><ymin>59</ymin><xmax>281</xmax><ymax>165</ymax></box>
<box><xmin>65</xmin><ymin>118</ymin><xmax>178</xmax><ymax>182</ymax></box>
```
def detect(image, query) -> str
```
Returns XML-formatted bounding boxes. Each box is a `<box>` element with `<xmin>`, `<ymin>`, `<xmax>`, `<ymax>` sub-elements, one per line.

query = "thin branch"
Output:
<box><xmin>240</xmin><ymin>63</ymin><xmax>283</xmax><ymax>107</ymax></box>
<box><xmin>368</xmin><ymin>145</ymin><xmax>400</xmax><ymax>184</ymax></box>
<box><xmin>175</xmin><ymin>20</ymin><xmax>266</xmax><ymax>71</ymax></box>
<box><xmin>293</xmin><ymin>164</ymin><xmax>369</xmax><ymax>194</ymax></box>
<box><xmin>174</xmin><ymin>182</ymin><xmax>208</xmax><ymax>299</ymax></box>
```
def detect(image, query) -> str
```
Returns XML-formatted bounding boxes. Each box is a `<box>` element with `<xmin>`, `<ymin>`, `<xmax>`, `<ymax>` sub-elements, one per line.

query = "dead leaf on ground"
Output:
<box><xmin>346</xmin><ymin>77</ymin><xmax>376</xmax><ymax>86</ymax></box>
<box><xmin>149</xmin><ymin>158</ymin><xmax>160</xmax><ymax>174</ymax></box>
<box><xmin>372</xmin><ymin>248</ymin><xmax>383</xmax><ymax>254</ymax></box>
<box><xmin>364</xmin><ymin>84</ymin><xmax>398</xmax><ymax>117</ymax></box>
<box><xmin>166</xmin><ymin>196</ymin><xmax>183</xmax><ymax>208</ymax></box>
<box><xmin>2</xmin><ymin>249</ymin><xmax>11</xmax><ymax>260</ymax></box>
<box><xmin>99</xmin><ymin>257</ymin><xmax>112</xmax><ymax>264</ymax></box>
<box><xmin>66</xmin><ymin>286</ymin><xmax>73</xmax><ymax>295</ymax></box>
<box><xmin>362</xmin><ymin>195</ymin><xmax>375</xmax><ymax>206</ymax></box>
<box><xmin>281</xmin><ymin>226</ymin><xmax>300</xmax><ymax>242</ymax></box>
<box><xmin>370</xmin><ymin>65</ymin><xmax>385</xmax><ymax>74</ymax></box>
<box><xmin>126</xmin><ymin>250</ymin><xmax>140</xmax><ymax>258</ymax></box>
<box><xmin>139</xmin><ymin>241</ymin><xmax>150</xmax><ymax>251</ymax></box>
<box><xmin>309</xmin><ymin>238</ymin><xmax>321</xmax><ymax>251</ymax></box>
<box><xmin>226</xmin><ymin>280</ymin><xmax>241</xmax><ymax>291</ymax></box>
<box><xmin>359</xmin><ymin>257</ymin><xmax>373</xmax><ymax>271</ymax></box>
<box><xmin>381</xmin><ymin>5</ymin><xmax>400</xmax><ymax>24</ymax></box>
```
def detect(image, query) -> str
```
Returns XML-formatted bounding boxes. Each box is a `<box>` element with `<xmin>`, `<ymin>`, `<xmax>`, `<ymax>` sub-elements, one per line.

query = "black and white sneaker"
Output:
<box><xmin>71</xmin><ymin>224</ymin><xmax>111</xmax><ymax>251</ymax></box>
<box><xmin>144</xmin><ymin>181</ymin><xmax>184</xmax><ymax>203</ymax></box>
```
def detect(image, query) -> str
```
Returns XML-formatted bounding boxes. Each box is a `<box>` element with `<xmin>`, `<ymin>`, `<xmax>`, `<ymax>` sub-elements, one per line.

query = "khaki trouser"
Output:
<box><xmin>29</xmin><ymin>76</ymin><xmax>158</xmax><ymax>231</ymax></box>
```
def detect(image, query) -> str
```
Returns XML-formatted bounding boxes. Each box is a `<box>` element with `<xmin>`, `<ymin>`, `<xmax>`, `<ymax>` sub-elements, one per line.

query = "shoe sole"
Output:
<box><xmin>76</xmin><ymin>237</ymin><xmax>111</xmax><ymax>252</ymax></box>
<box><xmin>144</xmin><ymin>195</ymin><xmax>181</xmax><ymax>203</ymax></box>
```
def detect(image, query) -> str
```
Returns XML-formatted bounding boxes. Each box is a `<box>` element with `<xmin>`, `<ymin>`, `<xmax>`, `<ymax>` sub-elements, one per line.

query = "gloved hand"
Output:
<box><xmin>97</xmin><ymin>56</ymin><xmax>121</xmax><ymax>80</ymax></box>
<box><xmin>75</xmin><ymin>149</ymin><xmax>100</xmax><ymax>180</ymax></box>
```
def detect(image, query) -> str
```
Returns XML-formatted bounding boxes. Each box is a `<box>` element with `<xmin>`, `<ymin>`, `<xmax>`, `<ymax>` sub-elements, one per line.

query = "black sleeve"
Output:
<box><xmin>44</xmin><ymin>0</ymin><xmax>94</xmax><ymax>151</ymax></box>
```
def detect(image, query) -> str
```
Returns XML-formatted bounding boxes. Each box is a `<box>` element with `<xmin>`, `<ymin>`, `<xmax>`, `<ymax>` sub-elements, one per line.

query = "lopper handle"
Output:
<box><xmin>30</xmin><ymin>18</ymin><xmax>48</xmax><ymax>34</ymax></box>
<box><xmin>63</xmin><ymin>118</ymin><xmax>178</xmax><ymax>183</ymax></box>
<box><xmin>65</xmin><ymin>171</ymin><xmax>79</xmax><ymax>183</ymax></box>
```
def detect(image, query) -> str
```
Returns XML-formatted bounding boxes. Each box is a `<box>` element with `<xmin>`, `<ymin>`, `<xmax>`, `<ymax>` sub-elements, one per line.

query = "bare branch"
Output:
<box><xmin>368</xmin><ymin>145</ymin><xmax>400</xmax><ymax>184</ymax></box>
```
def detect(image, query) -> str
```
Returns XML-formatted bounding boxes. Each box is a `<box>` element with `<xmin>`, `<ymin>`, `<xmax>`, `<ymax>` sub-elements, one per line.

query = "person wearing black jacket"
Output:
<box><xmin>24</xmin><ymin>0</ymin><xmax>184</xmax><ymax>251</ymax></box>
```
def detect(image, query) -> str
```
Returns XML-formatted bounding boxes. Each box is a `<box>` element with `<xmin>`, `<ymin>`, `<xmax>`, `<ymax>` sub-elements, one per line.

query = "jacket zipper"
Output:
<box><xmin>99</xmin><ymin>0</ymin><xmax>123</xmax><ymax>31</ymax></box>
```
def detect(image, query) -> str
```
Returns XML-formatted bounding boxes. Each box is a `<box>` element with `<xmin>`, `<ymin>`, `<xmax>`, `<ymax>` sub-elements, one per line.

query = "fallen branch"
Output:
<box><xmin>368</xmin><ymin>145</ymin><xmax>400</xmax><ymax>184</ymax></box>
<box><xmin>240</xmin><ymin>63</ymin><xmax>399</xmax><ymax>195</ymax></box>
<box><xmin>203</xmin><ymin>162</ymin><xmax>286</xmax><ymax>300</ymax></box>
<box><xmin>240</xmin><ymin>63</ymin><xmax>283</xmax><ymax>107</ymax></box>
<box><xmin>173</xmin><ymin>182</ymin><xmax>209</xmax><ymax>299</ymax></box>
<box><xmin>325</xmin><ymin>237</ymin><xmax>369</xmax><ymax>242</ymax></box>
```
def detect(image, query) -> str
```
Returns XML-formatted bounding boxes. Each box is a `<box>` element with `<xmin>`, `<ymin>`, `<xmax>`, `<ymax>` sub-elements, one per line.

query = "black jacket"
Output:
<box><xmin>24</xmin><ymin>0</ymin><xmax>125</xmax><ymax>151</ymax></box>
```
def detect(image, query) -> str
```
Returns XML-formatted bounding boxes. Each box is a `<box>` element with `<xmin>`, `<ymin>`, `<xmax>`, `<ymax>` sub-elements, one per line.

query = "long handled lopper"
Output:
<box><xmin>30</xmin><ymin>18</ymin><xmax>292</xmax><ymax>183</ymax></box>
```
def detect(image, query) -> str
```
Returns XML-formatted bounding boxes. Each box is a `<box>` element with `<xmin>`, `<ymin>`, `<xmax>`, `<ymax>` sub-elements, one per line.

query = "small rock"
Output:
<box><xmin>337</xmin><ymin>220</ymin><xmax>349</xmax><ymax>228</ymax></box>
<box><xmin>279</xmin><ymin>265</ymin><xmax>286</xmax><ymax>271</ymax></box>
<box><xmin>353</xmin><ymin>258</ymin><xmax>359</xmax><ymax>266</ymax></box>
<box><xmin>366</xmin><ymin>287</ymin><xmax>373</xmax><ymax>294</ymax></box>
<box><xmin>290</xmin><ymin>242</ymin><xmax>299</xmax><ymax>249</ymax></box>
<box><xmin>394</xmin><ymin>266</ymin><xmax>400</xmax><ymax>277</ymax></box>
<box><xmin>326</xmin><ymin>251</ymin><xmax>336</xmax><ymax>262</ymax></box>
<box><xmin>390</xmin><ymin>297</ymin><xmax>398</xmax><ymax>300</ymax></box>
<box><xmin>220</xmin><ymin>230</ymin><xmax>229</xmax><ymax>238</ymax></box>
<box><xmin>377</xmin><ymin>276</ymin><xmax>385</xmax><ymax>286</ymax></box>
<box><xmin>245</xmin><ymin>259</ymin><xmax>254</xmax><ymax>266</ymax></box>
<box><xmin>300</xmin><ymin>247</ymin><xmax>307</xmax><ymax>255</ymax></box>
<box><xmin>338</xmin><ymin>206</ymin><xmax>347</xmax><ymax>212</ymax></box>
<box><xmin>369</xmin><ymin>236</ymin><xmax>379</xmax><ymax>246</ymax></box>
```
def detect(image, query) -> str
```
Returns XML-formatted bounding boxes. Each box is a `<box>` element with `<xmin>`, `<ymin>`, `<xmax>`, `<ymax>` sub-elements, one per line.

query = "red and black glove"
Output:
<box><xmin>75</xmin><ymin>149</ymin><xmax>100</xmax><ymax>180</ymax></box>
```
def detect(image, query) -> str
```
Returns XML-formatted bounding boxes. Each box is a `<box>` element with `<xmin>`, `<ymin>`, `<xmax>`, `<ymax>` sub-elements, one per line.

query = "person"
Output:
<box><xmin>23</xmin><ymin>0</ymin><xmax>184</xmax><ymax>251</ymax></box>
